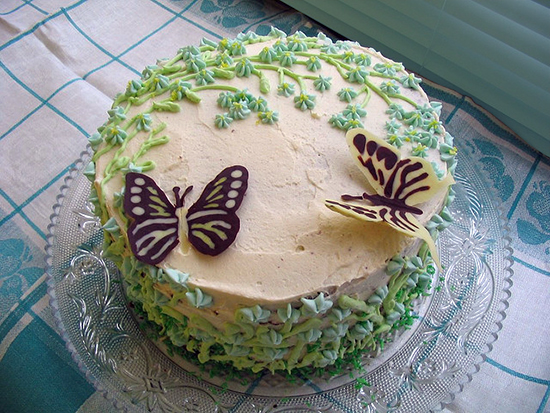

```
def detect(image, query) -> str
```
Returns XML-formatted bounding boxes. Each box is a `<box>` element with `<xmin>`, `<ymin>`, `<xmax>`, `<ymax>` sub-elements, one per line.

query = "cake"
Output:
<box><xmin>87</xmin><ymin>28</ymin><xmax>457</xmax><ymax>375</ymax></box>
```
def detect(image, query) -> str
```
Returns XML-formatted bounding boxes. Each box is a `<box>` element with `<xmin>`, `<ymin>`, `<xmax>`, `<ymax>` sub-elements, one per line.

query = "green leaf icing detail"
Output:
<box><xmin>300</xmin><ymin>292</ymin><xmax>333</xmax><ymax>316</ymax></box>
<box><xmin>236</xmin><ymin>305</ymin><xmax>271</xmax><ymax>324</ymax></box>
<box><xmin>186</xmin><ymin>288</ymin><xmax>213</xmax><ymax>308</ymax></box>
<box><xmin>88</xmin><ymin>132</ymin><xmax>102</xmax><ymax>149</ymax></box>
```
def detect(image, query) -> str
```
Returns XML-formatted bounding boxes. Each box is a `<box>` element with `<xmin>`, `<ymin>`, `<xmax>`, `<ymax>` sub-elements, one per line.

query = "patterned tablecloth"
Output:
<box><xmin>1</xmin><ymin>1</ymin><xmax>549</xmax><ymax>412</ymax></box>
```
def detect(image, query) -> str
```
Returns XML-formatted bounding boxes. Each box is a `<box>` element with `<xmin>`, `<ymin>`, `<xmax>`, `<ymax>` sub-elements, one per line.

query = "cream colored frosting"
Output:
<box><xmin>94</xmin><ymin>35</ymin><xmax>450</xmax><ymax>316</ymax></box>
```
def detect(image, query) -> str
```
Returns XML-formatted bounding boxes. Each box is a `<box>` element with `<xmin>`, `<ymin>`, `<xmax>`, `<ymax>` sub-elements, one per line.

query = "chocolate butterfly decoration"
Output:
<box><xmin>325</xmin><ymin>129</ymin><xmax>454</xmax><ymax>268</ymax></box>
<box><xmin>124</xmin><ymin>165</ymin><xmax>249</xmax><ymax>265</ymax></box>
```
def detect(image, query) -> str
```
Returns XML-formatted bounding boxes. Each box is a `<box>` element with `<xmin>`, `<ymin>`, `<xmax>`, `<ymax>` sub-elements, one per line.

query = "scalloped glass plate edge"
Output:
<box><xmin>44</xmin><ymin>142</ymin><xmax>513</xmax><ymax>413</ymax></box>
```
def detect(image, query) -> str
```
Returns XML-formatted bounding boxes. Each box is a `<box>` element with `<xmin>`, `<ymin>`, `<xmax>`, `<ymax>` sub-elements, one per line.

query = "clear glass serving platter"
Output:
<box><xmin>45</xmin><ymin>140</ymin><xmax>513</xmax><ymax>412</ymax></box>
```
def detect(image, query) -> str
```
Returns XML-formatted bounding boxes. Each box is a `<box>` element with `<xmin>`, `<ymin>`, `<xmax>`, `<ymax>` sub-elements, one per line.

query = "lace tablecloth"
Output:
<box><xmin>1</xmin><ymin>1</ymin><xmax>549</xmax><ymax>412</ymax></box>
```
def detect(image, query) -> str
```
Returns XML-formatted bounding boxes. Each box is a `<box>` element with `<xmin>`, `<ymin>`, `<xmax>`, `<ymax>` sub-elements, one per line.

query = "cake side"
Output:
<box><xmin>87</xmin><ymin>29</ymin><xmax>457</xmax><ymax>373</ymax></box>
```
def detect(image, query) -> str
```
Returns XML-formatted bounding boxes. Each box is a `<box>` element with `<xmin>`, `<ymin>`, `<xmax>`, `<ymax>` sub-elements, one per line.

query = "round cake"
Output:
<box><xmin>87</xmin><ymin>28</ymin><xmax>457</xmax><ymax>374</ymax></box>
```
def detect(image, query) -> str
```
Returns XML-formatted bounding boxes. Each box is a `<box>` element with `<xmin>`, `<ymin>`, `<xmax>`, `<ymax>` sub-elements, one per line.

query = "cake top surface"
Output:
<box><xmin>92</xmin><ymin>29</ymin><xmax>455</xmax><ymax>307</ymax></box>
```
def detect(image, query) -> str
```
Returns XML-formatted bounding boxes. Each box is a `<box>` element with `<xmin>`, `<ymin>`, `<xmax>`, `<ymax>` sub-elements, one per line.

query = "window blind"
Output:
<box><xmin>281</xmin><ymin>0</ymin><xmax>550</xmax><ymax>156</ymax></box>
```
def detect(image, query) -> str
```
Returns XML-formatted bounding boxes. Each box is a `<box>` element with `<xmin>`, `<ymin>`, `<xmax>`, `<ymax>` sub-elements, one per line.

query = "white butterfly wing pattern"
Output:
<box><xmin>124</xmin><ymin>172</ymin><xmax>180</xmax><ymax>265</ymax></box>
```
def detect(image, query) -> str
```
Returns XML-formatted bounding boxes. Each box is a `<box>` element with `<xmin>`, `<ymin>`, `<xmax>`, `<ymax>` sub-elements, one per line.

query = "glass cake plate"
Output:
<box><xmin>45</xmin><ymin>139</ymin><xmax>513</xmax><ymax>412</ymax></box>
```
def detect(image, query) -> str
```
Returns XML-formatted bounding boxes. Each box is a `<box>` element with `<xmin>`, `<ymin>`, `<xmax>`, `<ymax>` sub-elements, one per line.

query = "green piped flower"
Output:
<box><xmin>135</xmin><ymin>113</ymin><xmax>152</xmax><ymax>131</ymax></box>
<box><xmin>108</xmin><ymin>106</ymin><xmax>126</xmax><ymax>122</ymax></box>
<box><xmin>105</xmin><ymin>126</ymin><xmax>127</xmax><ymax>145</ymax></box>
<box><xmin>300</xmin><ymin>292</ymin><xmax>333</xmax><ymax>316</ymax></box>
<box><xmin>235</xmin><ymin>58</ymin><xmax>255</xmax><ymax>77</ymax></box>
<box><xmin>374</xmin><ymin>61</ymin><xmax>402</xmax><ymax>76</ymax></box>
<box><xmin>367</xmin><ymin>285</ymin><xmax>389</xmax><ymax>305</ymax></box>
<box><xmin>329</xmin><ymin>113</ymin><xmax>347</xmax><ymax>129</ymax></box>
<box><xmin>344</xmin><ymin>117</ymin><xmax>364</xmax><ymax>130</ymax></box>
<box><xmin>259</xmin><ymin>46</ymin><xmax>277</xmax><ymax>64</ymax></box>
<box><xmin>419</xmin><ymin>132</ymin><xmax>439</xmax><ymax>149</ymax></box>
<box><xmin>440</xmin><ymin>141</ymin><xmax>458</xmax><ymax>165</ymax></box>
<box><xmin>404</xmin><ymin>111</ymin><xmax>425</xmax><ymax>128</ymax></box>
<box><xmin>349</xmin><ymin>321</ymin><xmax>373</xmax><ymax>340</ymax></box>
<box><xmin>306</xmin><ymin>56</ymin><xmax>322</xmax><ymax>72</ymax></box>
<box><xmin>179</xmin><ymin>45</ymin><xmax>200</xmax><ymax>60</ymax></box>
<box><xmin>215</xmin><ymin>113</ymin><xmax>233</xmax><ymax>128</ymax></box>
<box><xmin>354</xmin><ymin>53</ymin><xmax>371</xmax><ymax>66</ymax></box>
<box><xmin>141</xmin><ymin>65</ymin><xmax>158</xmax><ymax>80</ymax></box>
<box><xmin>412</xmin><ymin>143</ymin><xmax>428</xmax><ymax>158</ymax></box>
<box><xmin>278</xmin><ymin>51</ymin><xmax>297</xmax><ymax>67</ymax></box>
<box><xmin>313</xmin><ymin>75</ymin><xmax>331</xmax><ymax>92</ymax></box>
<box><xmin>217</xmin><ymin>91</ymin><xmax>234</xmax><ymax>108</ymax></box>
<box><xmin>346</xmin><ymin>66</ymin><xmax>369</xmax><ymax>83</ymax></box>
<box><xmin>430</xmin><ymin>161</ymin><xmax>445</xmax><ymax>180</ymax></box>
<box><xmin>317</xmin><ymin>350</ymin><xmax>338</xmax><ymax>367</ymax></box>
<box><xmin>385</xmin><ymin>119</ymin><xmax>402</xmax><ymax>134</ymax></box>
<box><xmin>258</xmin><ymin>110</ymin><xmax>279</xmax><ymax>124</ymax></box>
<box><xmin>328</xmin><ymin>307</ymin><xmax>351</xmax><ymax>322</ymax></box>
<box><xmin>337</xmin><ymin>87</ymin><xmax>358</xmax><ymax>102</ymax></box>
<box><xmin>248</xmin><ymin>96</ymin><xmax>268</xmax><ymax>112</ymax></box>
<box><xmin>186</xmin><ymin>288</ymin><xmax>213</xmax><ymax>308</ymax></box>
<box><xmin>386</xmin><ymin>103</ymin><xmax>406</xmax><ymax>120</ymax></box>
<box><xmin>170</xmin><ymin>80</ymin><xmax>193</xmax><ymax>101</ymax></box>
<box><xmin>277</xmin><ymin>303</ymin><xmax>300</xmax><ymax>324</ymax></box>
<box><xmin>236</xmin><ymin>305</ymin><xmax>271</xmax><ymax>324</ymax></box>
<box><xmin>343</xmin><ymin>104</ymin><xmax>367</xmax><ymax>120</ymax></box>
<box><xmin>88</xmin><ymin>132</ymin><xmax>102</xmax><ymax>149</ymax></box>
<box><xmin>380</xmin><ymin>80</ymin><xmax>400</xmax><ymax>95</ymax></box>
<box><xmin>83</xmin><ymin>162</ymin><xmax>95</xmax><ymax>182</ymax></box>
<box><xmin>298</xmin><ymin>328</ymin><xmax>322</xmax><ymax>343</ymax></box>
<box><xmin>387</xmin><ymin>134</ymin><xmax>405</xmax><ymax>148</ymax></box>
<box><xmin>102</xmin><ymin>217</ymin><xmax>120</xmax><ymax>237</ymax></box>
<box><xmin>229</xmin><ymin>100</ymin><xmax>251</xmax><ymax>119</ymax></box>
<box><xmin>125</xmin><ymin>79</ymin><xmax>144</xmax><ymax>96</ymax></box>
<box><xmin>259</xmin><ymin>329</ymin><xmax>283</xmax><ymax>346</ymax></box>
<box><xmin>271</xmin><ymin>39</ymin><xmax>288</xmax><ymax>53</ymax></box>
<box><xmin>233</xmin><ymin>89</ymin><xmax>255</xmax><ymax>103</ymax></box>
<box><xmin>341</xmin><ymin>50</ymin><xmax>355</xmax><ymax>63</ymax></box>
<box><xmin>287</xmin><ymin>35</ymin><xmax>308</xmax><ymax>52</ymax></box>
<box><xmin>215</xmin><ymin>51</ymin><xmax>233</xmax><ymax>68</ymax></box>
<box><xmin>277</xmin><ymin>82</ymin><xmax>295</xmax><ymax>97</ymax></box>
<box><xmin>185</xmin><ymin>55</ymin><xmax>206</xmax><ymax>73</ymax></box>
<box><xmin>270</xmin><ymin>27</ymin><xmax>287</xmax><ymax>38</ymax></box>
<box><xmin>228</xmin><ymin>39</ymin><xmax>246</xmax><ymax>56</ymax></box>
<box><xmin>294</xmin><ymin>92</ymin><xmax>316</xmax><ymax>111</ymax></box>
<box><xmin>322</xmin><ymin>323</ymin><xmax>349</xmax><ymax>341</ymax></box>
<box><xmin>163</xmin><ymin>268</ymin><xmax>189</xmax><ymax>292</ymax></box>
<box><xmin>195</xmin><ymin>69</ymin><xmax>215</xmax><ymax>86</ymax></box>
<box><xmin>400</xmin><ymin>73</ymin><xmax>422</xmax><ymax>89</ymax></box>
<box><xmin>424</xmin><ymin>118</ymin><xmax>445</xmax><ymax>134</ymax></box>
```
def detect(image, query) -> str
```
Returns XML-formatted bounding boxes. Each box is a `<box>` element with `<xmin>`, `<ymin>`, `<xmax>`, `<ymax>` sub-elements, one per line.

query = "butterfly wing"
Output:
<box><xmin>346</xmin><ymin>128</ymin><xmax>453</xmax><ymax>206</ymax></box>
<box><xmin>325</xmin><ymin>199</ymin><xmax>440</xmax><ymax>265</ymax></box>
<box><xmin>124</xmin><ymin>172</ymin><xmax>180</xmax><ymax>265</ymax></box>
<box><xmin>186</xmin><ymin>165</ymin><xmax>249</xmax><ymax>256</ymax></box>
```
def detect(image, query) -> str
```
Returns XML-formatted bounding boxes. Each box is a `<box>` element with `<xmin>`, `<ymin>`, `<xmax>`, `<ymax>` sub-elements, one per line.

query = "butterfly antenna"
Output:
<box><xmin>173</xmin><ymin>185</ymin><xmax>193</xmax><ymax>208</ymax></box>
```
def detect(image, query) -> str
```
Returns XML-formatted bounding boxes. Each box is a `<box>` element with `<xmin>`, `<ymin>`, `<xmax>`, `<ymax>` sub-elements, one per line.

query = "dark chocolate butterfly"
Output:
<box><xmin>124</xmin><ymin>165</ymin><xmax>249</xmax><ymax>265</ymax></box>
<box><xmin>325</xmin><ymin>129</ymin><xmax>454</xmax><ymax>267</ymax></box>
